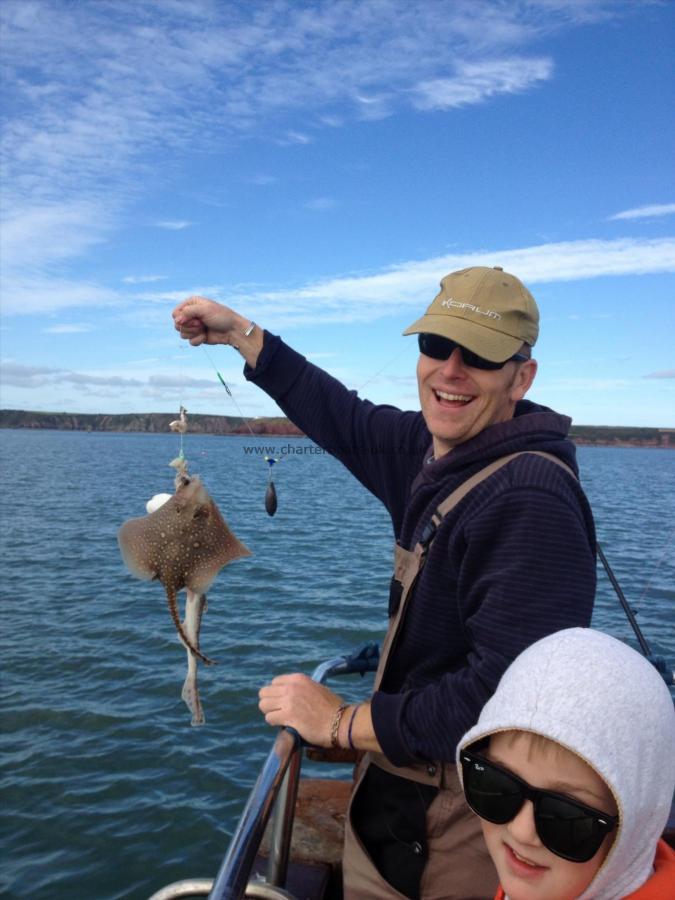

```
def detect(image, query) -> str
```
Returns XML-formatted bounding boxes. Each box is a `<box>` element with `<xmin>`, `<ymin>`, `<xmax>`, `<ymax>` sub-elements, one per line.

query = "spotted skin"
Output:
<box><xmin>118</xmin><ymin>476</ymin><xmax>250</xmax><ymax>665</ymax></box>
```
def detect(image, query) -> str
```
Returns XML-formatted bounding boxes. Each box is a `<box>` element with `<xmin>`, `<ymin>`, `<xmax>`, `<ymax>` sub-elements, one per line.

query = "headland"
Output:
<box><xmin>0</xmin><ymin>410</ymin><xmax>672</xmax><ymax>447</ymax></box>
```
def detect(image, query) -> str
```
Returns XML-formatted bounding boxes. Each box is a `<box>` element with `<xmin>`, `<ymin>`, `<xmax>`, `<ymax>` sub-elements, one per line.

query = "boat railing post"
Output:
<box><xmin>264</xmin><ymin>744</ymin><xmax>302</xmax><ymax>886</ymax></box>
<box><xmin>263</xmin><ymin>644</ymin><xmax>379</xmax><ymax>889</ymax></box>
<box><xmin>264</xmin><ymin>654</ymin><xmax>351</xmax><ymax>888</ymax></box>
<box><xmin>207</xmin><ymin>643</ymin><xmax>379</xmax><ymax>900</ymax></box>
<box><xmin>208</xmin><ymin>728</ymin><xmax>300</xmax><ymax>900</ymax></box>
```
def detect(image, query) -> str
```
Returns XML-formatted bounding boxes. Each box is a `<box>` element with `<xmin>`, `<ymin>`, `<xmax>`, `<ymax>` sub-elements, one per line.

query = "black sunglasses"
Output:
<box><xmin>418</xmin><ymin>333</ymin><xmax>528</xmax><ymax>370</ymax></box>
<box><xmin>460</xmin><ymin>751</ymin><xmax>618</xmax><ymax>863</ymax></box>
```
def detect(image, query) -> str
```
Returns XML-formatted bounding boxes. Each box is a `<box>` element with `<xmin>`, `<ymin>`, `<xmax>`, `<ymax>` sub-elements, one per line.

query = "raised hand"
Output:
<box><xmin>172</xmin><ymin>295</ymin><xmax>241</xmax><ymax>346</ymax></box>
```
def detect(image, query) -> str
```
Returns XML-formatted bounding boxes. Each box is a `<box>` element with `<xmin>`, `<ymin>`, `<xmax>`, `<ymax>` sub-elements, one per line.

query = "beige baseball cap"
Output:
<box><xmin>403</xmin><ymin>266</ymin><xmax>539</xmax><ymax>362</ymax></box>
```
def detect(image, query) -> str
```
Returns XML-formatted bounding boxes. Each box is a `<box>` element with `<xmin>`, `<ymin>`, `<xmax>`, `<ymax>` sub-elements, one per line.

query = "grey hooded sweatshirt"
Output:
<box><xmin>457</xmin><ymin>628</ymin><xmax>675</xmax><ymax>899</ymax></box>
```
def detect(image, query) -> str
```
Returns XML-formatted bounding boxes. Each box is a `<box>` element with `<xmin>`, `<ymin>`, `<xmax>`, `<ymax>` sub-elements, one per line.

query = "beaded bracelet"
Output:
<box><xmin>330</xmin><ymin>704</ymin><xmax>348</xmax><ymax>749</ymax></box>
<box><xmin>347</xmin><ymin>704</ymin><xmax>359</xmax><ymax>751</ymax></box>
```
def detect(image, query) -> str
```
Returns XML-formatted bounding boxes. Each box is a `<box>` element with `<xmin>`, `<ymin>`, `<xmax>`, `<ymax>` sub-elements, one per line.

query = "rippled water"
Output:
<box><xmin>1</xmin><ymin>431</ymin><xmax>673</xmax><ymax>899</ymax></box>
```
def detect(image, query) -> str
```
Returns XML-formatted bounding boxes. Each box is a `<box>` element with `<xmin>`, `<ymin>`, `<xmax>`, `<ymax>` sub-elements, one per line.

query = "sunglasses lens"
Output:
<box><xmin>417</xmin><ymin>334</ymin><xmax>503</xmax><ymax>370</ymax></box>
<box><xmin>462</xmin><ymin>756</ymin><xmax>524</xmax><ymax>824</ymax></box>
<box><xmin>536</xmin><ymin>796</ymin><xmax>608</xmax><ymax>863</ymax></box>
<box><xmin>418</xmin><ymin>333</ymin><xmax>454</xmax><ymax>360</ymax></box>
<box><xmin>461</xmin><ymin>348</ymin><xmax>503</xmax><ymax>370</ymax></box>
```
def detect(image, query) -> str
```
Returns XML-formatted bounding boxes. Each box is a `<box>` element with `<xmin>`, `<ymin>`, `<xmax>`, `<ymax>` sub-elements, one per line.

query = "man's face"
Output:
<box><xmin>417</xmin><ymin>345</ymin><xmax>537</xmax><ymax>457</ymax></box>
<box><xmin>480</xmin><ymin>732</ymin><xmax>617</xmax><ymax>900</ymax></box>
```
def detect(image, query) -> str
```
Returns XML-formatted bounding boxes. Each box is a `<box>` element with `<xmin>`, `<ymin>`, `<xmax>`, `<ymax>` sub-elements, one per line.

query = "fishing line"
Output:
<box><xmin>597</xmin><ymin>541</ymin><xmax>674</xmax><ymax>685</ymax></box>
<box><xmin>636</xmin><ymin>526</ymin><xmax>674</xmax><ymax>608</ymax></box>
<box><xmin>177</xmin><ymin>337</ymin><xmax>187</xmax><ymax>460</ymax></box>
<box><xmin>200</xmin><ymin>344</ymin><xmax>280</xmax><ymax>515</ymax></box>
<box><xmin>355</xmin><ymin>340</ymin><xmax>417</xmax><ymax>394</ymax></box>
<box><xmin>200</xmin><ymin>345</ymin><xmax>258</xmax><ymax>439</ymax></box>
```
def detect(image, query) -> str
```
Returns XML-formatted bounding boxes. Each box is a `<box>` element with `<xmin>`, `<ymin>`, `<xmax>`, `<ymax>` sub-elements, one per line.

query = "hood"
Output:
<box><xmin>457</xmin><ymin>628</ymin><xmax>675</xmax><ymax>899</ymax></box>
<box><xmin>418</xmin><ymin>399</ymin><xmax>579</xmax><ymax>484</ymax></box>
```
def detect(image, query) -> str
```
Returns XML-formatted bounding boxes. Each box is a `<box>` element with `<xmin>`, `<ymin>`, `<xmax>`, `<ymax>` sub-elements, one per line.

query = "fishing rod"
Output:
<box><xmin>597</xmin><ymin>541</ymin><xmax>674</xmax><ymax>686</ymax></box>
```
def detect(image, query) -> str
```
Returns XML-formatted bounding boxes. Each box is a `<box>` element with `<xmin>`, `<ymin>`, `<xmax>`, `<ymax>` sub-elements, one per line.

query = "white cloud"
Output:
<box><xmin>644</xmin><ymin>369</ymin><xmax>675</xmax><ymax>380</ymax></box>
<box><xmin>279</xmin><ymin>131</ymin><xmax>313</xmax><ymax>146</ymax></box>
<box><xmin>305</xmin><ymin>196</ymin><xmax>337</xmax><ymax>211</ymax></box>
<box><xmin>319</xmin><ymin>114</ymin><xmax>344</xmax><ymax>128</ymax></box>
<box><xmin>0</xmin><ymin>338</ymin><xmax>269</xmax><ymax>417</ymax></box>
<box><xmin>122</xmin><ymin>275</ymin><xmax>168</xmax><ymax>284</ymax></box>
<box><xmin>1</xmin><ymin>201</ymin><xmax>111</xmax><ymax>268</ymax></box>
<box><xmin>539</xmin><ymin>376</ymin><xmax>633</xmax><ymax>392</ymax></box>
<box><xmin>1</xmin><ymin>1</ymin><xmax>618</xmax><ymax>217</ymax></box>
<box><xmin>414</xmin><ymin>57</ymin><xmax>553</xmax><ymax>110</ymax></box>
<box><xmin>0</xmin><ymin>0</ymin><xmax>638</xmax><ymax>320</ymax></box>
<box><xmin>0</xmin><ymin>361</ymin><xmax>232</xmax><ymax>394</ymax></box>
<box><xmin>247</xmin><ymin>174</ymin><xmax>278</xmax><ymax>186</ymax></box>
<box><xmin>133</xmin><ymin>286</ymin><xmax>224</xmax><ymax>305</ymax></box>
<box><xmin>609</xmin><ymin>203</ymin><xmax>675</xmax><ymax>221</ymax></box>
<box><xmin>4</xmin><ymin>235</ymin><xmax>673</xmax><ymax>320</ymax></box>
<box><xmin>42</xmin><ymin>323</ymin><xmax>94</xmax><ymax>334</ymax></box>
<box><xmin>211</xmin><ymin>236</ymin><xmax>675</xmax><ymax>328</ymax></box>
<box><xmin>154</xmin><ymin>220</ymin><xmax>194</xmax><ymax>230</ymax></box>
<box><xmin>1</xmin><ymin>275</ymin><xmax>120</xmax><ymax>315</ymax></box>
<box><xmin>0</xmin><ymin>361</ymin><xmax>142</xmax><ymax>389</ymax></box>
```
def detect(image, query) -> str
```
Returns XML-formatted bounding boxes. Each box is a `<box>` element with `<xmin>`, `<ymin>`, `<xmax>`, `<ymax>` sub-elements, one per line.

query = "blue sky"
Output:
<box><xmin>1</xmin><ymin>0</ymin><xmax>674</xmax><ymax>426</ymax></box>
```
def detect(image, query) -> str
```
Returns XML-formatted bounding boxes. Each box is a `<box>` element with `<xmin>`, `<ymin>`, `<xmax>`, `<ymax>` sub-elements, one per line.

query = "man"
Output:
<box><xmin>172</xmin><ymin>266</ymin><xmax>596</xmax><ymax>899</ymax></box>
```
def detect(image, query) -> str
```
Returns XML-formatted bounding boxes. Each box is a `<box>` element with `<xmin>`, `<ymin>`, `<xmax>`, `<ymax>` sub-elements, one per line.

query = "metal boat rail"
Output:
<box><xmin>148</xmin><ymin>642</ymin><xmax>379</xmax><ymax>900</ymax></box>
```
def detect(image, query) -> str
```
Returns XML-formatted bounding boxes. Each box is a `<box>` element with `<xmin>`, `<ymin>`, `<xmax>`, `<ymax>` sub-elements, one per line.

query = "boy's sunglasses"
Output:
<box><xmin>418</xmin><ymin>333</ymin><xmax>528</xmax><ymax>370</ymax></box>
<box><xmin>460</xmin><ymin>751</ymin><xmax>618</xmax><ymax>863</ymax></box>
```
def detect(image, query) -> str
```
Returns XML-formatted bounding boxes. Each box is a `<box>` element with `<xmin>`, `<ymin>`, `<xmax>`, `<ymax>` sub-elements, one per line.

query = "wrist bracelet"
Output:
<box><xmin>347</xmin><ymin>704</ymin><xmax>359</xmax><ymax>751</ymax></box>
<box><xmin>330</xmin><ymin>704</ymin><xmax>348</xmax><ymax>749</ymax></box>
<box><xmin>243</xmin><ymin>321</ymin><xmax>256</xmax><ymax>337</ymax></box>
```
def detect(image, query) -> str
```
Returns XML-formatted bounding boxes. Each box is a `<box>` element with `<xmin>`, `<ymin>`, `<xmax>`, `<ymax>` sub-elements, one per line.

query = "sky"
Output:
<box><xmin>1</xmin><ymin>0</ymin><xmax>674</xmax><ymax>427</ymax></box>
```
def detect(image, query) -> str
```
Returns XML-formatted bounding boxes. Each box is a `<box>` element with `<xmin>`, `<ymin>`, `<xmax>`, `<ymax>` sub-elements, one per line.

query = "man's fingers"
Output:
<box><xmin>172</xmin><ymin>301</ymin><xmax>196</xmax><ymax>322</ymax></box>
<box><xmin>270</xmin><ymin>673</ymin><xmax>306</xmax><ymax>686</ymax></box>
<box><xmin>176</xmin><ymin>317</ymin><xmax>204</xmax><ymax>332</ymax></box>
<box><xmin>259</xmin><ymin>690</ymin><xmax>288</xmax><ymax>702</ymax></box>
<box><xmin>263</xmin><ymin>709</ymin><xmax>287</xmax><ymax>727</ymax></box>
<box><xmin>172</xmin><ymin>296</ymin><xmax>211</xmax><ymax>324</ymax></box>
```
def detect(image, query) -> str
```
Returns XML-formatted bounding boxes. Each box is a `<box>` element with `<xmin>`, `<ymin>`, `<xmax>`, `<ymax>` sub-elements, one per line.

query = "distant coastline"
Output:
<box><xmin>0</xmin><ymin>409</ymin><xmax>672</xmax><ymax>448</ymax></box>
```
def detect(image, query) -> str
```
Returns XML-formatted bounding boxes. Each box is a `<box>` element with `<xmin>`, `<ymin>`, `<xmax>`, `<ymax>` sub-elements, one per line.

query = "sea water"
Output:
<box><xmin>1</xmin><ymin>430</ymin><xmax>673</xmax><ymax>899</ymax></box>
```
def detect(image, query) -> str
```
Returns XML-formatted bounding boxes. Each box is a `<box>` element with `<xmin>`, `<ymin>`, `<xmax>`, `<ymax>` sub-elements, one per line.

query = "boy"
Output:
<box><xmin>457</xmin><ymin>628</ymin><xmax>675</xmax><ymax>899</ymax></box>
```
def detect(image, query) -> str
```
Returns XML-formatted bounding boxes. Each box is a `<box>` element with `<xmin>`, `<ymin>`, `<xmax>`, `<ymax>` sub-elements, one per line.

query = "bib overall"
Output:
<box><xmin>342</xmin><ymin>453</ymin><xmax>574</xmax><ymax>900</ymax></box>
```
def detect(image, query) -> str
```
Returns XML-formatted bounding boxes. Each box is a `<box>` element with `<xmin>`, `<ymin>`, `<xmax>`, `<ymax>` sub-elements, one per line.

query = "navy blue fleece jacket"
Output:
<box><xmin>246</xmin><ymin>333</ymin><xmax>596</xmax><ymax>767</ymax></box>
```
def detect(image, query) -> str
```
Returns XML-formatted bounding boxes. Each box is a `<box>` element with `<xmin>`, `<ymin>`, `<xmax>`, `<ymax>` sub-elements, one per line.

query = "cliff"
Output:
<box><xmin>0</xmin><ymin>409</ymin><xmax>303</xmax><ymax>436</ymax></box>
<box><xmin>568</xmin><ymin>425</ymin><xmax>673</xmax><ymax>448</ymax></box>
<box><xmin>0</xmin><ymin>410</ymin><xmax>671</xmax><ymax>446</ymax></box>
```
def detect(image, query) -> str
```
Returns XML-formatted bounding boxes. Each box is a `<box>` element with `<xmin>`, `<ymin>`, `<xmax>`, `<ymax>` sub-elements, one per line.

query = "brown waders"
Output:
<box><xmin>342</xmin><ymin>452</ymin><xmax>574</xmax><ymax>900</ymax></box>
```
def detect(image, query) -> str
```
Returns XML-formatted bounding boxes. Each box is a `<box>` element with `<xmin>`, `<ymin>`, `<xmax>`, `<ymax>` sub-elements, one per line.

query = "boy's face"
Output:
<box><xmin>480</xmin><ymin>731</ymin><xmax>617</xmax><ymax>900</ymax></box>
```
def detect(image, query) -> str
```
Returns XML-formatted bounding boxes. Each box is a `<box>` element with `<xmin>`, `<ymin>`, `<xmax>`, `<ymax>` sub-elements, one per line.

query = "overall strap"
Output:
<box><xmin>433</xmin><ymin>450</ymin><xmax>577</xmax><ymax>523</ymax></box>
<box><xmin>378</xmin><ymin>450</ymin><xmax>577</xmax><ymax>689</ymax></box>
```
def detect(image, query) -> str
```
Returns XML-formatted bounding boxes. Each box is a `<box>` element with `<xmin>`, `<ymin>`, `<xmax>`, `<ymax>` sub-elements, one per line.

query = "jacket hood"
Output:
<box><xmin>457</xmin><ymin>628</ymin><xmax>675</xmax><ymax>899</ymax></box>
<box><xmin>419</xmin><ymin>399</ymin><xmax>579</xmax><ymax>483</ymax></box>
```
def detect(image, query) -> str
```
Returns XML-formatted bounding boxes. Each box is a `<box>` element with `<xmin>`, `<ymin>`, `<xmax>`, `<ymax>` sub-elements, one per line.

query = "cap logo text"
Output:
<box><xmin>440</xmin><ymin>298</ymin><xmax>502</xmax><ymax>320</ymax></box>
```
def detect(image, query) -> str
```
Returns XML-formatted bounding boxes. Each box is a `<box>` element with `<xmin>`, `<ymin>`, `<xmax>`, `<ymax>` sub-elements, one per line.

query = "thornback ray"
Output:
<box><xmin>117</xmin><ymin>474</ymin><xmax>251</xmax><ymax>667</ymax></box>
